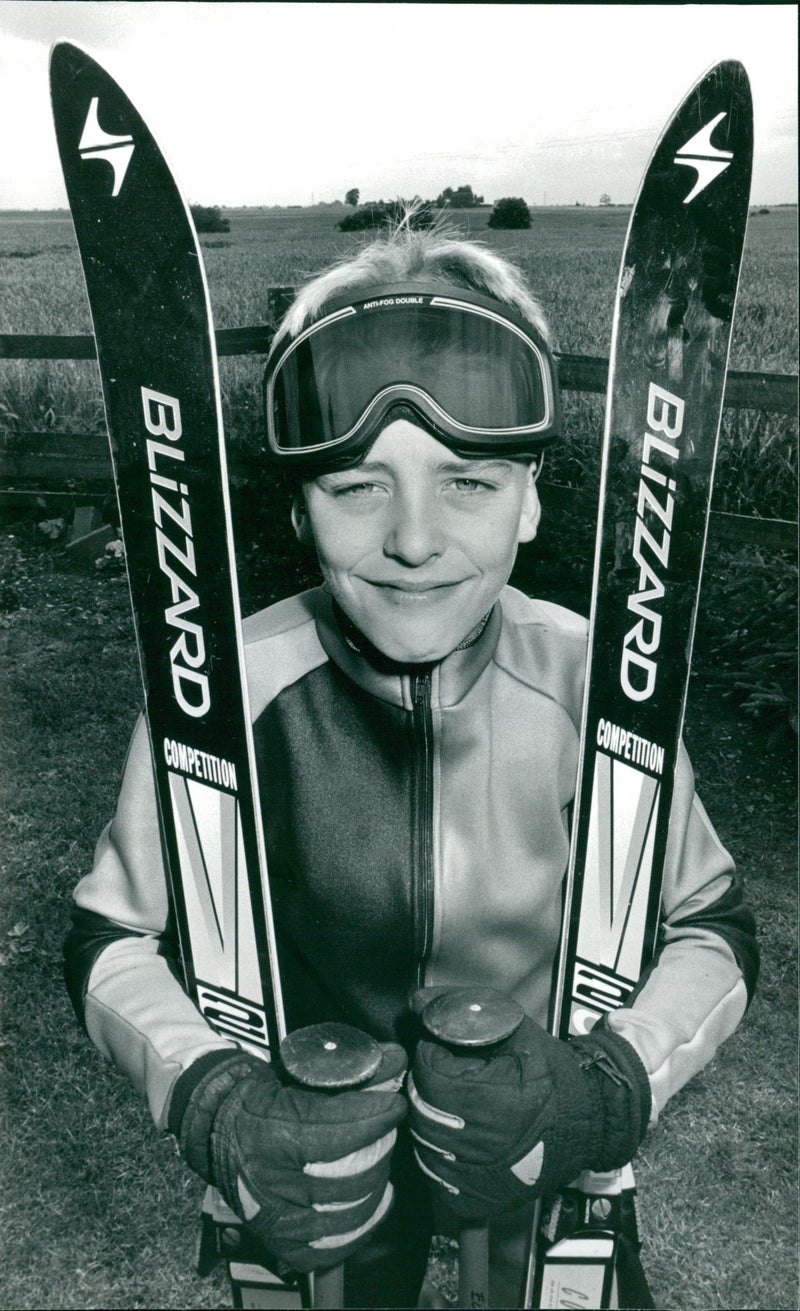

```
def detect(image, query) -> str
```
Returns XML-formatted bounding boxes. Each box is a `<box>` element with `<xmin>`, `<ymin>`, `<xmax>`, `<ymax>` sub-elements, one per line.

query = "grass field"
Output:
<box><xmin>3</xmin><ymin>203</ymin><xmax>797</xmax><ymax>369</ymax></box>
<box><xmin>0</xmin><ymin>204</ymin><xmax>797</xmax><ymax>1309</ymax></box>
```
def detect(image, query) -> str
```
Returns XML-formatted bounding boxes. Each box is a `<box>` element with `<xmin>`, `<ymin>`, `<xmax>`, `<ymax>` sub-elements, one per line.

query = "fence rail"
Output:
<box><xmin>2</xmin><ymin>298</ymin><xmax>797</xmax><ymax>550</ymax></box>
<box><xmin>1</xmin><ymin>326</ymin><xmax>796</xmax><ymax>415</ymax></box>
<box><xmin>2</xmin><ymin>429</ymin><xmax>795</xmax><ymax>551</ymax></box>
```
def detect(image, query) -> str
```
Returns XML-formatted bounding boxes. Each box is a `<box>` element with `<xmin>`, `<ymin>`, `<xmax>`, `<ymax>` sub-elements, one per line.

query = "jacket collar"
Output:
<box><xmin>313</xmin><ymin>586</ymin><xmax>502</xmax><ymax>709</ymax></box>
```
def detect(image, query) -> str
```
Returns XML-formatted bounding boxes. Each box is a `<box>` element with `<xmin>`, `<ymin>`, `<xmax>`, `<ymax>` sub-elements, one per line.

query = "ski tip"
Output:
<box><xmin>49</xmin><ymin>40</ymin><xmax>126</xmax><ymax>97</ymax></box>
<box><xmin>49</xmin><ymin>39</ymin><xmax>89</xmax><ymax>76</ymax></box>
<box><xmin>48</xmin><ymin>32</ymin><xmax>209</xmax><ymax>289</ymax></box>
<box><xmin>680</xmin><ymin>58</ymin><xmax>753</xmax><ymax>129</ymax></box>
<box><xmin>619</xmin><ymin>55</ymin><xmax>753</xmax><ymax>230</ymax></box>
<box><xmin>666</xmin><ymin>57</ymin><xmax>753</xmax><ymax>137</ymax></box>
<box><xmin>49</xmin><ymin>40</ymin><xmax>105</xmax><ymax>105</ymax></box>
<box><xmin>707</xmin><ymin>58</ymin><xmax>750</xmax><ymax>81</ymax></box>
<box><xmin>699</xmin><ymin>58</ymin><xmax>747</xmax><ymax>77</ymax></box>
<box><xmin>695</xmin><ymin>58</ymin><xmax>752</xmax><ymax>103</ymax></box>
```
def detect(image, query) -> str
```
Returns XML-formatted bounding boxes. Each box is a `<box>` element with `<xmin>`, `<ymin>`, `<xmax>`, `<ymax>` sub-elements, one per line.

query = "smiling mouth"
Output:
<box><xmin>366</xmin><ymin>580</ymin><xmax>464</xmax><ymax>595</ymax></box>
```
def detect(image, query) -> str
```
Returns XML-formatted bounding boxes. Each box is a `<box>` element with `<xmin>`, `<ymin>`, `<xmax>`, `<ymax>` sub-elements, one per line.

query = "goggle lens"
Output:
<box><xmin>267</xmin><ymin>291</ymin><xmax>559</xmax><ymax>458</ymax></box>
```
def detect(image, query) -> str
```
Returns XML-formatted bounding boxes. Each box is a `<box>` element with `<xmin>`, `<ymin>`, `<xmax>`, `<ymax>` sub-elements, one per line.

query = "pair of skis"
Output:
<box><xmin>50</xmin><ymin>42</ymin><xmax>752</xmax><ymax>1311</ymax></box>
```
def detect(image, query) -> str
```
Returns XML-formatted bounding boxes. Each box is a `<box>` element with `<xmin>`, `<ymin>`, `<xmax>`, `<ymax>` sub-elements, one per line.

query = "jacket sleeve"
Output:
<box><xmin>64</xmin><ymin>715</ymin><xmax>239</xmax><ymax>1130</ymax></box>
<box><xmin>606</xmin><ymin>743</ymin><xmax>758</xmax><ymax>1121</ymax></box>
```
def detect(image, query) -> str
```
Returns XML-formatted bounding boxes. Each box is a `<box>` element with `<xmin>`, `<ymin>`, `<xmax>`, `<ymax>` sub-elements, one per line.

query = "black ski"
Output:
<box><xmin>50</xmin><ymin>41</ymin><xmax>285</xmax><ymax>1061</ymax></box>
<box><xmin>49</xmin><ymin>42</ymin><xmax>316</xmax><ymax>1309</ymax></box>
<box><xmin>51</xmin><ymin>46</ymin><xmax>371</xmax><ymax>1309</ymax></box>
<box><xmin>528</xmin><ymin>61</ymin><xmax>753</xmax><ymax>1308</ymax></box>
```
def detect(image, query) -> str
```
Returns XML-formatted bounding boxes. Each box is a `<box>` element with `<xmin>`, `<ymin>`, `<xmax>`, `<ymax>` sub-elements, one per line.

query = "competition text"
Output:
<box><xmin>596</xmin><ymin>719</ymin><xmax>665</xmax><ymax>775</ymax></box>
<box><xmin>163</xmin><ymin>738</ymin><xmax>238</xmax><ymax>790</ymax></box>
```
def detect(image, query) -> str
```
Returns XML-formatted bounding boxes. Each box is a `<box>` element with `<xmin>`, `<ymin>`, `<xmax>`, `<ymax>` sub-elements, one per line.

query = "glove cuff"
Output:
<box><xmin>570</xmin><ymin>1027</ymin><xmax>652</xmax><ymax>1171</ymax></box>
<box><xmin>172</xmin><ymin>1050</ymin><xmax>266</xmax><ymax>1182</ymax></box>
<box><xmin>167</xmin><ymin>1048</ymin><xmax>244</xmax><ymax>1137</ymax></box>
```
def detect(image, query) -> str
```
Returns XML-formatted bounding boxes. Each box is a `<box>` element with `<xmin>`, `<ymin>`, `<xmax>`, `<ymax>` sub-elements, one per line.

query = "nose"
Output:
<box><xmin>383</xmin><ymin>486</ymin><xmax>444</xmax><ymax>567</ymax></box>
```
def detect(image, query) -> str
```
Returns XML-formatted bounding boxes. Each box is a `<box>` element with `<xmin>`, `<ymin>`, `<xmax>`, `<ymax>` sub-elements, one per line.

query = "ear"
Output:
<box><xmin>291</xmin><ymin>495</ymin><xmax>314</xmax><ymax>546</ymax></box>
<box><xmin>516</xmin><ymin>467</ymin><xmax>542</xmax><ymax>544</ymax></box>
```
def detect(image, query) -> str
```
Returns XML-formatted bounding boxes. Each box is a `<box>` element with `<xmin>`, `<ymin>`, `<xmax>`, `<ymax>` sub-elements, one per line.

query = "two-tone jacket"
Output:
<box><xmin>65</xmin><ymin>585</ymin><xmax>758</xmax><ymax>1132</ymax></box>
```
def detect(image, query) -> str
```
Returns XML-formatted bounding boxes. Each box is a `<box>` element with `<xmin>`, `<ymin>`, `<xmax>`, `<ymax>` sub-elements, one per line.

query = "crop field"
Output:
<box><xmin>0</xmin><ymin>204</ymin><xmax>797</xmax><ymax>1310</ymax></box>
<box><xmin>1</xmin><ymin>202</ymin><xmax>797</xmax><ymax>362</ymax></box>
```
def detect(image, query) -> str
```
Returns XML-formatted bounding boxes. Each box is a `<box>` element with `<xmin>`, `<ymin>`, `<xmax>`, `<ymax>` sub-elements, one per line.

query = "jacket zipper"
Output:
<box><xmin>411</xmin><ymin>670</ymin><xmax>434</xmax><ymax>985</ymax></box>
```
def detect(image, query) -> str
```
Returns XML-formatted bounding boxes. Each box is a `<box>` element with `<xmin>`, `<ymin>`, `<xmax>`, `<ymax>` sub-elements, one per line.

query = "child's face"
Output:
<box><xmin>294</xmin><ymin>419</ymin><xmax>540</xmax><ymax>663</ymax></box>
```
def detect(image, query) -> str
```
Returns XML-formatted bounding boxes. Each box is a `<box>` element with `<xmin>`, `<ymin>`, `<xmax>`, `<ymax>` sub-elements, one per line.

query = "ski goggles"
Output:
<box><xmin>263</xmin><ymin>283</ymin><xmax>561</xmax><ymax>467</ymax></box>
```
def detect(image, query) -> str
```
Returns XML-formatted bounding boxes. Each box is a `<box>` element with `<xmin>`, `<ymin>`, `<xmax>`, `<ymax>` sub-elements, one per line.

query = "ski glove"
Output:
<box><xmin>409</xmin><ymin>1008</ymin><xmax>651</xmax><ymax>1221</ymax></box>
<box><xmin>171</xmin><ymin>1043</ymin><xmax>407</xmax><ymax>1272</ymax></box>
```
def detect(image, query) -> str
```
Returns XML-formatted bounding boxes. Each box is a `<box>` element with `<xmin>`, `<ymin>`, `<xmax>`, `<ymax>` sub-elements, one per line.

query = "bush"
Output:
<box><xmin>190</xmin><ymin>205</ymin><xmax>230</xmax><ymax>234</ymax></box>
<box><xmin>436</xmin><ymin>185</ymin><xmax>483</xmax><ymax>208</ymax></box>
<box><xmin>337</xmin><ymin>201</ymin><xmax>435</xmax><ymax>233</ymax></box>
<box><xmin>488</xmin><ymin>197</ymin><xmax>531</xmax><ymax>230</ymax></box>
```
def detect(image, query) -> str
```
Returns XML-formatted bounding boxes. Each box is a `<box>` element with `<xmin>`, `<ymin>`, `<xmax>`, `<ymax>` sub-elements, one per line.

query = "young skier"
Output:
<box><xmin>65</xmin><ymin>225</ymin><xmax>758</xmax><ymax>1308</ymax></box>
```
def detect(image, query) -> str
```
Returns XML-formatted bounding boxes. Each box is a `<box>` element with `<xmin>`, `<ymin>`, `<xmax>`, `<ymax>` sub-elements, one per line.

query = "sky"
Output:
<box><xmin>0</xmin><ymin>2</ymin><xmax>796</xmax><ymax>210</ymax></box>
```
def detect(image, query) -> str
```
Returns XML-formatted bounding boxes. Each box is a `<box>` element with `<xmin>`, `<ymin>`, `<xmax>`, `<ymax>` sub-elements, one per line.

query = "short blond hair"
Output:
<box><xmin>275</xmin><ymin>211</ymin><xmax>551</xmax><ymax>345</ymax></box>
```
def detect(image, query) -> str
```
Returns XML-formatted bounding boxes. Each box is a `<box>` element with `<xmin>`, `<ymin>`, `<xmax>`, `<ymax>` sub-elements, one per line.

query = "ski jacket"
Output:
<box><xmin>65</xmin><ymin>585</ymin><xmax>758</xmax><ymax>1132</ymax></box>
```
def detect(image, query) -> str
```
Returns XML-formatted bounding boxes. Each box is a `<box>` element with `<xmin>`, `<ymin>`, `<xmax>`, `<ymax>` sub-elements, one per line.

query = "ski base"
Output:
<box><xmin>199</xmin><ymin>1187</ymin><xmax>308</xmax><ymax>1309</ymax></box>
<box><xmin>535</xmin><ymin>1235</ymin><xmax>619</xmax><ymax>1310</ymax></box>
<box><xmin>530</xmin><ymin>1167</ymin><xmax>643</xmax><ymax>1310</ymax></box>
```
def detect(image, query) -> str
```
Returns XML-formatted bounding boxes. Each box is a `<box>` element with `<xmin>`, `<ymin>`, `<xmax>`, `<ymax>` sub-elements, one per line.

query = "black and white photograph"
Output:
<box><xmin>0</xmin><ymin>4</ymin><xmax>796</xmax><ymax>1309</ymax></box>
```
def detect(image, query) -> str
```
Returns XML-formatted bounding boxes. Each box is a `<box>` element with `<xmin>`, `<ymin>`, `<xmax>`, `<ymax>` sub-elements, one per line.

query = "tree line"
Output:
<box><xmin>340</xmin><ymin>185</ymin><xmax>530</xmax><ymax>231</ymax></box>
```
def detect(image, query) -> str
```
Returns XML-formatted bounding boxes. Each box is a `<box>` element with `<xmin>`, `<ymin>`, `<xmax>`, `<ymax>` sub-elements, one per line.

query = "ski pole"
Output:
<box><xmin>419</xmin><ymin>988</ymin><xmax>525</xmax><ymax>1310</ymax></box>
<box><xmin>281</xmin><ymin>1020</ymin><xmax>385</xmax><ymax>1309</ymax></box>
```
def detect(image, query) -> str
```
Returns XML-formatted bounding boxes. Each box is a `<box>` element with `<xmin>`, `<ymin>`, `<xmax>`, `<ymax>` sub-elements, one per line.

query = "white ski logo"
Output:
<box><xmin>673</xmin><ymin>111</ymin><xmax>733</xmax><ymax>204</ymax></box>
<box><xmin>78</xmin><ymin>97</ymin><xmax>134</xmax><ymax>197</ymax></box>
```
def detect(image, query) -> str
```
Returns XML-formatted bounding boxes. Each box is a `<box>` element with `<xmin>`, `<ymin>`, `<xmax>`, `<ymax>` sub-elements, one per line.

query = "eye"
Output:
<box><xmin>447</xmin><ymin>477</ymin><xmax>495</xmax><ymax>493</ymax></box>
<box><xmin>331</xmin><ymin>480</ymin><xmax>385</xmax><ymax>498</ymax></box>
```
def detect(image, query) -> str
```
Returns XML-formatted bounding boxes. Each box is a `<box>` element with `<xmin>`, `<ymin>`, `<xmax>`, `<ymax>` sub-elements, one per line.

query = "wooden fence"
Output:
<box><xmin>1</xmin><ymin>288</ymin><xmax>797</xmax><ymax>551</ymax></box>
